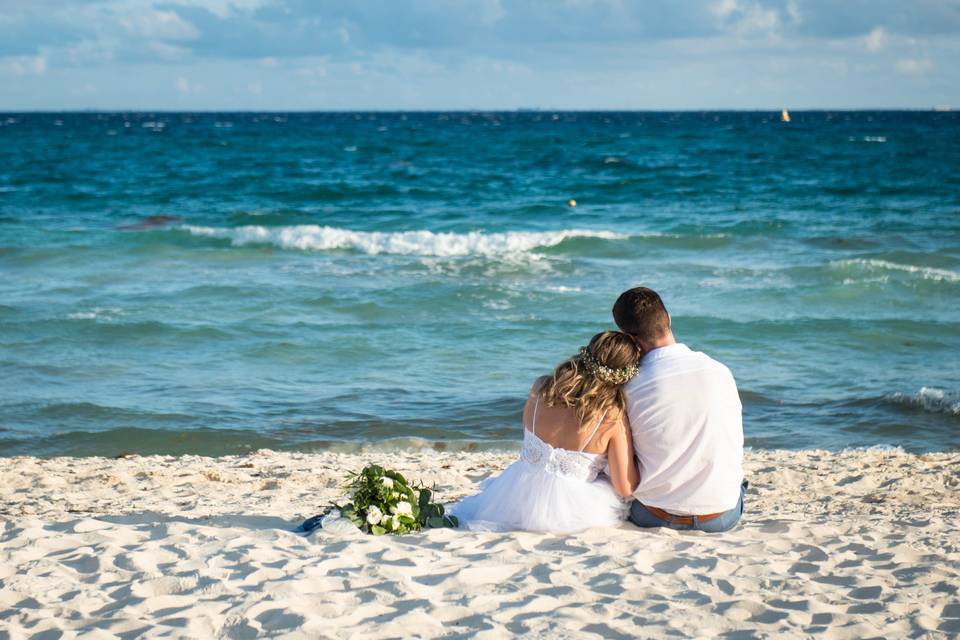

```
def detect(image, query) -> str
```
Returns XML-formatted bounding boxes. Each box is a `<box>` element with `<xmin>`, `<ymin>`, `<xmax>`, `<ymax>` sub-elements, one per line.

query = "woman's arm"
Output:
<box><xmin>606</xmin><ymin>413</ymin><xmax>640</xmax><ymax>498</ymax></box>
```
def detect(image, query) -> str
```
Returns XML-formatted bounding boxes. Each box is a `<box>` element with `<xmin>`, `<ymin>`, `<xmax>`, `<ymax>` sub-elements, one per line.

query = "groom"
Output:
<box><xmin>613</xmin><ymin>287</ymin><xmax>746</xmax><ymax>532</ymax></box>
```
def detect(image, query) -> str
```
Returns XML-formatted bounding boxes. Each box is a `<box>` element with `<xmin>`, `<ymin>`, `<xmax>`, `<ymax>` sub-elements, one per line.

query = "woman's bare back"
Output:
<box><xmin>521</xmin><ymin>391</ymin><xmax>620</xmax><ymax>455</ymax></box>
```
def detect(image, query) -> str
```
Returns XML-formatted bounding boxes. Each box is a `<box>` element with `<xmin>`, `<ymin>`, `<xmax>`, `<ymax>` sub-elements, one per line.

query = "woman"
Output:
<box><xmin>452</xmin><ymin>331</ymin><xmax>641</xmax><ymax>533</ymax></box>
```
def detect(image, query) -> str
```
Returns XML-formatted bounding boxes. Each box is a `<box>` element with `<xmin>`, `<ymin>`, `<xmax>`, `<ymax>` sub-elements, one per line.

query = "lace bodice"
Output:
<box><xmin>517</xmin><ymin>396</ymin><xmax>609</xmax><ymax>481</ymax></box>
<box><xmin>520</xmin><ymin>430</ymin><xmax>608</xmax><ymax>482</ymax></box>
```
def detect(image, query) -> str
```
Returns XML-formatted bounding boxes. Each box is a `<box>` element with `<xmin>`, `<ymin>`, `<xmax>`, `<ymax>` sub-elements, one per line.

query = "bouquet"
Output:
<box><xmin>316</xmin><ymin>464</ymin><xmax>458</xmax><ymax>536</ymax></box>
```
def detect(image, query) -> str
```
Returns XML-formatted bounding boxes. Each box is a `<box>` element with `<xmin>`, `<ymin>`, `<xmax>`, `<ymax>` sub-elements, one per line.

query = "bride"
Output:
<box><xmin>452</xmin><ymin>331</ymin><xmax>641</xmax><ymax>533</ymax></box>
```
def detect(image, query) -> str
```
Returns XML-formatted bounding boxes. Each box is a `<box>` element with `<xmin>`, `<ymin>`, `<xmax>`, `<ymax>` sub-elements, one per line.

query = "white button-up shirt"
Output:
<box><xmin>624</xmin><ymin>343</ymin><xmax>744</xmax><ymax>515</ymax></box>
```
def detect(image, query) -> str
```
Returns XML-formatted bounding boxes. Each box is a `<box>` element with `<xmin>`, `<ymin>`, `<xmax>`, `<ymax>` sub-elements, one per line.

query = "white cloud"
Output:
<box><xmin>175</xmin><ymin>76</ymin><xmax>204</xmax><ymax>93</ymax></box>
<box><xmin>864</xmin><ymin>27</ymin><xmax>887</xmax><ymax>53</ymax></box>
<box><xmin>711</xmin><ymin>0</ymin><xmax>739</xmax><ymax>19</ymax></box>
<box><xmin>120</xmin><ymin>10</ymin><xmax>199</xmax><ymax>41</ymax></box>
<box><xmin>295</xmin><ymin>65</ymin><xmax>328</xmax><ymax>78</ymax></box>
<box><xmin>734</xmin><ymin>7</ymin><xmax>780</xmax><ymax>35</ymax></box>
<box><xmin>465</xmin><ymin>56</ymin><xmax>531</xmax><ymax>75</ymax></box>
<box><xmin>711</xmin><ymin>0</ymin><xmax>781</xmax><ymax>37</ymax></box>
<box><xmin>188</xmin><ymin>0</ymin><xmax>269</xmax><ymax>19</ymax></box>
<box><xmin>71</xmin><ymin>82</ymin><xmax>98</xmax><ymax>95</ymax></box>
<box><xmin>66</xmin><ymin>39</ymin><xmax>116</xmax><ymax>65</ymax></box>
<box><xmin>895</xmin><ymin>58</ymin><xmax>934</xmax><ymax>74</ymax></box>
<box><xmin>149</xmin><ymin>41</ymin><xmax>191</xmax><ymax>61</ymax></box>
<box><xmin>480</xmin><ymin>0</ymin><xmax>507</xmax><ymax>25</ymax></box>
<box><xmin>2</xmin><ymin>54</ymin><xmax>47</xmax><ymax>75</ymax></box>
<box><xmin>785</xmin><ymin>0</ymin><xmax>801</xmax><ymax>24</ymax></box>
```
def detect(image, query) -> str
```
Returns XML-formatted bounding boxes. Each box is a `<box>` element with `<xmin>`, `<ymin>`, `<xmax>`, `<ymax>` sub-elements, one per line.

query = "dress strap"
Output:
<box><xmin>578</xmin><ymin>410</ymin><xmax>608</xmax><ymax>452</ymax></box>
<box><xmin>530</xmin><ymin>396</ymin><xmax>540</xmax><ymax>435</ymax></box>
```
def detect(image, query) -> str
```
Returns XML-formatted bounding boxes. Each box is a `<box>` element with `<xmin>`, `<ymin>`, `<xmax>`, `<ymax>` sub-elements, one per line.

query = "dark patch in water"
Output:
<box><xmin>117</xmin><ymin>215</ymin><xmax>182</xmax><ymax>230</ymax></box>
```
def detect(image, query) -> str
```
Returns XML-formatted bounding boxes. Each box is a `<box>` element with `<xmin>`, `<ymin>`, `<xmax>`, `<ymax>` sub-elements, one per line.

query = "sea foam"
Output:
<box><xmin>831</xmin><ymin>258</ymin><xmax>960</xmax><ymax>282</ymax></box>
<box><xmin>181</xmin><ymin>225</ymin><xmax>626</xmax><ymax>257</ymax></box>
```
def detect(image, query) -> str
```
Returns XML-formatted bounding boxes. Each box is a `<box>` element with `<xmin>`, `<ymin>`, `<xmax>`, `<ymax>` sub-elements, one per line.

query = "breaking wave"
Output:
<box><xmin>830</xmin><ymin>258</ymin><xmax>960</xmax><ymax>283</ymax></box>
<box><xmin>888</xmin><ymin>387</ymin><xmax>960</xmax><ymax>416</ymax></box>
<box><xmin>180</xmin><ymin>225</ymin><xmax>627</xmax><ymax>257</ymax></box>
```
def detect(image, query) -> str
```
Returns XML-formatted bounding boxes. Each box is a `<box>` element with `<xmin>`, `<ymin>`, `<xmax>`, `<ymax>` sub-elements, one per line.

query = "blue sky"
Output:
<box><xmin>2</xmin><ymin>0</ymin><xmax>958</xmax><ymax>110</ymax></box>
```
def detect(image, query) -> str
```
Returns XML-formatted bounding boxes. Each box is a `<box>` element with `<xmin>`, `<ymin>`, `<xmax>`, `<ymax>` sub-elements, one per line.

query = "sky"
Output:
<box><xmin>1</xmin><ymin>0</ymin><xmax>959</xmax><ymax>110</ymax></box>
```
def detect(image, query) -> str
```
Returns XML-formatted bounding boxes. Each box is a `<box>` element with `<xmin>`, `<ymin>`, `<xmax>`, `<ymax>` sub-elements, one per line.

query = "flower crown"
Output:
<box><xmin>577</xmin><ymin>347</ymin><xmax>639</xmax><ymax>385</ymax></box>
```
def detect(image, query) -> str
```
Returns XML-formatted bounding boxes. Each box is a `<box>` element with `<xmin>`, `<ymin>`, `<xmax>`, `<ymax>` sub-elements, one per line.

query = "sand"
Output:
<box><xmin>1</xmin><ymin>448</ymin><xmax>958</xmax><ymax>639</ymax></box>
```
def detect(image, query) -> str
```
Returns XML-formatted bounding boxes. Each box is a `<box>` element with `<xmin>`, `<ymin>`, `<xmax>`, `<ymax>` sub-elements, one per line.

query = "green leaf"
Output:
<box><xmin>426</xmin><ymin>516</ymin><xmax>444</xmax><ymax>528</ymax></box>
<box><xmin>386</xmin><ymin>469</ymin><xmax>408</xmax><ymax>485</ymax></box>
<box><xmin>443</xmin><ymin>515</ymin><xmax>459</xmax><ymax>528</ymax></box>
<box><xmin>418</xmin><ymin>489</ymin><xmax>431</xmax><ymax>511</ymax></box>
<box><xmin>371</xmin><ymin>525</ymin><xmax>387</xmax><ymax>536</ymax></box>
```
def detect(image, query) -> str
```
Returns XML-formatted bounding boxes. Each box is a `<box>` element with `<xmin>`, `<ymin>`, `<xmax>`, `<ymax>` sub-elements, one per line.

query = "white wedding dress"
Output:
<box><xmin>451</xmin><ymin>398</ymin><xmax>629</xmax><ymax>533</ymax></box>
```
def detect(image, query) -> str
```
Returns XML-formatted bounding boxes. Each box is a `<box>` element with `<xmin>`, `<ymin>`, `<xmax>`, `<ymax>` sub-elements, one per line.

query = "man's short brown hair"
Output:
<box><xmin>612</xmin><ymin>287</ymin><xmax>671</xmax><ymax>343</ymax></box>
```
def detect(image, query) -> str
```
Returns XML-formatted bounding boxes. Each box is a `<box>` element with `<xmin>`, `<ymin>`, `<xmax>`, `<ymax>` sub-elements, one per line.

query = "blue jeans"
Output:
<box><xmin>629</xmin><ymin>480</ymin><xmax>748</xmax><ymax>533</ymax></box>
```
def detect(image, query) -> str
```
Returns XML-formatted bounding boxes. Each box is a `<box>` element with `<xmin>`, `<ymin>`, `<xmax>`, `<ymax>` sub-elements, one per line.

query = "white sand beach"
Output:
<box><xmin>1</xmin><ymin>448</ymin><xmax>958</xmax><ymax>639</ymax></box>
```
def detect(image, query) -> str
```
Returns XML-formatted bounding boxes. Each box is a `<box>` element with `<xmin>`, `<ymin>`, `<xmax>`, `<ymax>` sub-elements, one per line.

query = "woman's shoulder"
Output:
<box><xmin>529</xmin><ymin>375</ymin><xmax>551</xmax><ymax>396</ymax></box>
<box><xmin>595</xmin><ymin>409</ymin><xmax>630</xmax><ymax>440</ymax></box>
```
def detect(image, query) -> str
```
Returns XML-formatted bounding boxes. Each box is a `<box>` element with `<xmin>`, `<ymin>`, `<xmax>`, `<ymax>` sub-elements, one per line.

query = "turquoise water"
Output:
<box><xmin>1</xmin><ymin>111</ymin><xmax>958</xmax><ymax>456</ymax></box>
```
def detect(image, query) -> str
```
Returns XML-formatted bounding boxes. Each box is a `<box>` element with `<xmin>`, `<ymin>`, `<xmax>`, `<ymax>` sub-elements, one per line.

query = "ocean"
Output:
<box><xmin>0</xmin><ymin>111</ymin><xmax>957</xmax><ymax>456</ymax></box>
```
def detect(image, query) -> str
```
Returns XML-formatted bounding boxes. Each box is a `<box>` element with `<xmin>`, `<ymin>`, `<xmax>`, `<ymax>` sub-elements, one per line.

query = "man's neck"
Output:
<box><xmin>641</xmin><ymin>332</ymin><xmax>676</xmax><ymax>354</ymax></box>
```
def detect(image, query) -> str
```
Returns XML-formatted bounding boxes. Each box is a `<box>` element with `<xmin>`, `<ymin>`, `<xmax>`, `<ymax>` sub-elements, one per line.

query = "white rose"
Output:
<box><xmin>396</xmin><ymin>501</ymin><xmax>413</xmax><ymax>516</ymax></box>
<box><xmin>381</xmin><ymin>477</ymin><xmax>394</xmax><ymax>489</ymax></box>
<box><xmin>388</xmin><ymin>515</ymin><xmax>402</xmax><ymax>530</ymax></box>
<box><xmin>366</xmin><ymin>505</ymin><xmax>383</xmax><ymax>525</ymax></box>
<box><xmin>381</xmin><ymin>515</ymin><xmax>394</xmax><ymax>530</ymax></box>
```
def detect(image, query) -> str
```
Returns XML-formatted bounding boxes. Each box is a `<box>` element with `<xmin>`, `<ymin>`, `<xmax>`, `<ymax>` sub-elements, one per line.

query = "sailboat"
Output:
<box><xmin>781</xmin><ymin>109</ymin><xmax>791</xmax><ymax>123</ymax></box>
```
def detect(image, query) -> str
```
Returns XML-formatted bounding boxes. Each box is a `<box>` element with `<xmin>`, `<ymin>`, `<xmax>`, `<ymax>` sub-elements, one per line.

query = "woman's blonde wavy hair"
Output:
<box><xmin>537</xmin><ymin>331</ymin><xmax>641</xmax><ymax>431</ymax></box>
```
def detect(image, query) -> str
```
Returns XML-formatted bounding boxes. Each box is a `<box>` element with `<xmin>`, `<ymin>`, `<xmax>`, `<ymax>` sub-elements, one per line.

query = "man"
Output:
<box><xmin>613</xmin><ymin>287</ymin><xmax>746</xmax><ymax>532</ymax></box>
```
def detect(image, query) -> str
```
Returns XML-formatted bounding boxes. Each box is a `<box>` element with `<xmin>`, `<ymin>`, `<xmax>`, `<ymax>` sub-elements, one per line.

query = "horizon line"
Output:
<box><xmin>0</xmin><ymin>106</ymin><xmax>953</xmax><ymax>114</ymax></box>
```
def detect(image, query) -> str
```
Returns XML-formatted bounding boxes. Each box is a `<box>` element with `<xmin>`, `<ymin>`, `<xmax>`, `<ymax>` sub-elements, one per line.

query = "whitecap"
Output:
<box><xmin>888</xmin><ymin>387</ymin><xmax>960</xmax><ymax>416</ymax></box>
<box><xmin>180</xmin><ymin>225</ymin><xmax>627</xmax><ymax>257</ymax></box>
<box><xmin>840</xmin><ymin>276</ymin><xmax>889</xmax><ymax>285</ymax></box>
<box><xmin>830</xmin><ymin>258</ymin><xmax>960</xmax><ymax>283</ymax></box>
<box><xmin>68</xmin><ymin>307</ymin><xmax>124</xmax><ymax>321</ymax></box>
